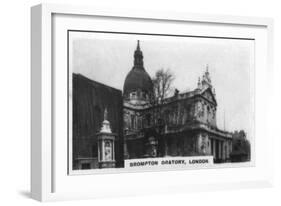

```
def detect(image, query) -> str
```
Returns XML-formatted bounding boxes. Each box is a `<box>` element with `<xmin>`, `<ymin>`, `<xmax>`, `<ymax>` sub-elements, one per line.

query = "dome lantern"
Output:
<box><xmin>134</xmin><ymin>40</ymin><xmax>144</xmax><ymax>67</ymax></box>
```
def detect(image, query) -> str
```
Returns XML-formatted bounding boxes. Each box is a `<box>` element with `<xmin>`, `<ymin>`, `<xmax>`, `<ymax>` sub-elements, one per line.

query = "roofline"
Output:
<box><xmin>73</xmin><ymin>73</ymin><xmax>122</xmax><ymax>94</ymax></box>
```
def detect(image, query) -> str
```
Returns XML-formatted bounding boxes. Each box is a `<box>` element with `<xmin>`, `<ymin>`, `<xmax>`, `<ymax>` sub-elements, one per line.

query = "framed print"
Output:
<box><xmin>68</xmin><ymin>31</ymin><xmax>254</xmax><ymax>175</ymax></box>
<box><xmin>31</xmin><ymin>3</ymin><xmax>274</xmax><ymax>201</ymax></box>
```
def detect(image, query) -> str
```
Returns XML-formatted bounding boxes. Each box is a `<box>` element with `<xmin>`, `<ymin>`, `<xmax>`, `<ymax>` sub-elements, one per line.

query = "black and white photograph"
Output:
<box><xmin>69</xmin><ymin>31</ymin><xmax>254</xmax><ymax>172</ymax></box>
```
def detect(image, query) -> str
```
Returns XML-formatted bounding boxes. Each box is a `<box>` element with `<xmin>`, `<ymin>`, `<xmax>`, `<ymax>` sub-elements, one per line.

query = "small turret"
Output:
<box><xmin>201</xmin><ymin>64</ymin><xmax>212</xmax><ymax>89</ymax></box>
<box><xmin>100</xmin><ymin>108</ymin><xmax>112</xmax><ymax>133</ymax></box>
<box><xmin>134</xmin><ymin>40</ymin><xmax>144</xmax><ymax>67</ymax></box>
<box><xmin>197</xmin><ymin>77</ymin><xmax>202</xmax><ymax>89</ymax></box>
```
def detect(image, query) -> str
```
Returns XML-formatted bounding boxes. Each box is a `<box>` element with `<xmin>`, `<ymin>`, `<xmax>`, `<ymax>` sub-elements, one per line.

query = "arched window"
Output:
<box><xmin>131</xmin><ymin>115</ymin><xmax>135</xmax><ymax>129</ymax></box>
<box><xmin>130</xmin><ymin>92</ymin><xmax>137</xmax><ymax>99</ymax></box>
<box><xmin>142</xmin><ymin>92</ymin><xmax>146</xmax><ymax>99</ymax></box>
<box><xmin>146</xmin><ymin>113</ymin><xmax>151</xmax><ymax>127</ymax></box>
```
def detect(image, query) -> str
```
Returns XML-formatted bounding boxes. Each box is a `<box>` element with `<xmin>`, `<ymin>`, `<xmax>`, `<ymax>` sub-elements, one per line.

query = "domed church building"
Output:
<box><xmin>123</xmin><ymin>41</ymin><xmax>233</xmax><ymax>162</ymax></box>
<box><xmin>123</xmin><ymin>41</ymin><xmax>156</xmax><ymax>159</ymax></box>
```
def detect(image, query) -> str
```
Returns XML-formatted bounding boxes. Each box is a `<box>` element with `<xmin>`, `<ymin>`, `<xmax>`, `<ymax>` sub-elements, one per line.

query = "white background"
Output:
<box><xmin>0</xmin><ymin>0</ymin><xmax>280</xmax><ymax>205</ymax></box>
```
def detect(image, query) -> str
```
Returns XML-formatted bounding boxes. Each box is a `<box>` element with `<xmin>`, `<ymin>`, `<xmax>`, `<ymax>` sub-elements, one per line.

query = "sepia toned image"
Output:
<box><xmin>68</xmin><ymin>31</ymin><xmax>253</xmax><ymax>172</ymax></box>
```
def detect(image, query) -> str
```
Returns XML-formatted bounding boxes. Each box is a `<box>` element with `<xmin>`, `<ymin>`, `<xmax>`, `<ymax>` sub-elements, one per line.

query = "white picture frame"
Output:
<box><xmin>31</xmin><ymin>3</ymin><xmax>274</xmax><ymax>202</ymax></box>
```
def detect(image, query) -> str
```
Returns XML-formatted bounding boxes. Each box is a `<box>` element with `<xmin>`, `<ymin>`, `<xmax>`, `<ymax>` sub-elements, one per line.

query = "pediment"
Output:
<box><xmin>201</xmin><ymin>88</ymin><xmax>217</xmax><ymax>106</ymax></box>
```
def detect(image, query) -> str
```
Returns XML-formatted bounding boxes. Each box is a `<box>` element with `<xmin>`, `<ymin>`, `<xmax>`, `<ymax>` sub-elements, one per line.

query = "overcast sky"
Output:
<box><xmin>70</xmin><ymin>32</ymin><xmax>254</xmax><ymax>141</ymax></box>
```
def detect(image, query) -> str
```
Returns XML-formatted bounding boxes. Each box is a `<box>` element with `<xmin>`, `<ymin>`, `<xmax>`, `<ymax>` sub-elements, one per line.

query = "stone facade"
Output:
<box><xmin>123</xmin><ymin>43</ymin><xmax>232</xmax><ymax>163</ymax></box>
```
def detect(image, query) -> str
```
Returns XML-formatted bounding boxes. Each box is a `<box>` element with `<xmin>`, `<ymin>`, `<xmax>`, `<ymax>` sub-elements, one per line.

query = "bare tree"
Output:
<box><xmin>152</xmin><ymin>68</ymin><xmax>175</xmax><ymax>105</ymax></box>
<box><xmin>148</xmin><ymin>68</ymin><xmax>175</xmax><ymax>157</ymax></box>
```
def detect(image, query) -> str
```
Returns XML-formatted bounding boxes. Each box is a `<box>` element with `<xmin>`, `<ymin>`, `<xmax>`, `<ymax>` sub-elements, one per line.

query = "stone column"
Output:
<box><xmin>225</xmin><ymin>142</ymin><xmax>229</xmax><ymax>160</ymax></box>
<box><xmin>213</xmin><ymin>139</ymin><xmax>217</xmax><ymax>159</ymax></box>
<box><xmin>212</xmin><ymin>139</ymin><xmax>216</xmax><ymax>158</ymax></box>
<box><xmin>123</xmin><ymin>140</ymin><xmax>129</xmax><ymax>159</ymax></box>
<box><xmin>221</xmin><ymin>142</ymin><xmax>225</xmax><ymax>161</ymax></box>
<box><xmin>220</xmin><ymin>141</ymin><xmax>222</xmax><ymax>161</ymax></box>
<box><xmin>218</xmin><ymin>140</ymin><xmax>221</xmax><ymax>160</ymax></box>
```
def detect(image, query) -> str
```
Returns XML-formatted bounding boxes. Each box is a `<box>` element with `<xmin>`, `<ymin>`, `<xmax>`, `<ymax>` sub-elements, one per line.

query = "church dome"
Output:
<box><xmin>123</xmin><ymin>41</ymin><xmax>153</xmax><ymax>96</ymax></box>
<box><xmin>123</xmin><ymin>67</ymin><xmax>153</xmax><ymax>95</ymax></box>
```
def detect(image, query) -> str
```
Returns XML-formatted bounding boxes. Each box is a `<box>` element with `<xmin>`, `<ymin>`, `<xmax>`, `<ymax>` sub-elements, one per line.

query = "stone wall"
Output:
<box><xmin>72</xmin><ymin>73</ymin><xmax>124</xmax><ymax>169</ymax></box>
